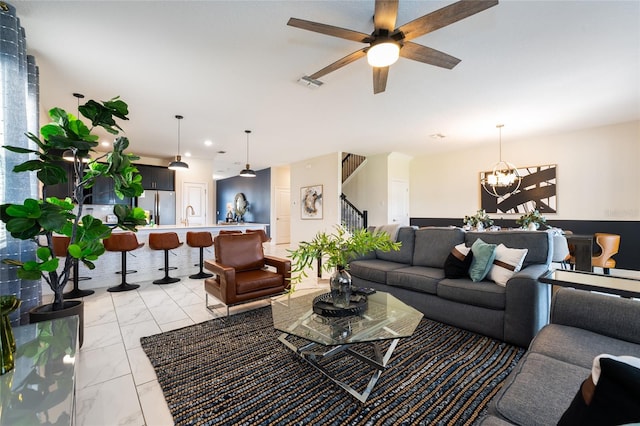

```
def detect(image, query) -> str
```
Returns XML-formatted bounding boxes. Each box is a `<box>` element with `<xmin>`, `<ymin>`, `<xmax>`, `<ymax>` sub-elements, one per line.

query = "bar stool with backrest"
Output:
<box><xmin>245</xmin><ymin>228</ymin><xmax>271</xmax><ymax>243</ymax></box>
<box><xmin>103</xmin><ymin>232</ymin><xmax>145</xmax><ymax>292</ymax></box>
<box><xmin>592</xmin><ymin>233</ymin><xmax>621</xmax><ymax>275</ymax></box>
<box><xmin>149</xmin><ymin>232</ymin><xmax>183</xmax><ymax>284</ymax></box>
<box><xmin>186</xmin><ymin>231</ymin><xmax>214</xmax><ymax>279</ymax></box>
<box><xmin>52</xmin><ymin>236</ymin><xmax>95</xmax><ymax>298</ymax></box>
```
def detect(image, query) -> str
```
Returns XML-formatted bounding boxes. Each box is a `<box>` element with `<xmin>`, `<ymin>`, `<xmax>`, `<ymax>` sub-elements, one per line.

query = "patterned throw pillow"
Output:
<box><xmin>488</xmin><ymin>244</ymin><xmax>529</xmax><ymax>286</ymax></box>
<box><xmin>444</xmin><ymin>243</ymin><xmax>474</xmax><ymax>279</ymax></box>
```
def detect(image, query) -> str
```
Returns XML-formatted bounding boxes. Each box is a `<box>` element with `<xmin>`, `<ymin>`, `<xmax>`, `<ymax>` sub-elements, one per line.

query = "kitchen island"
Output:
<box><xmin>44</xmin><ymin>223</ymin><xmax>269</xmax><ymax>293</ymax></box>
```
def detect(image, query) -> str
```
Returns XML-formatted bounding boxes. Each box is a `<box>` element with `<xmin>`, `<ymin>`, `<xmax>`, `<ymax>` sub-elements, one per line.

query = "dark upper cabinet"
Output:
<box><xmin>136</xmin><ymin>164</ymin><xmax>175</xmax><ymax>191</ymax></box>
<box><xmin>90</xmin><ymin>176</ymin><xmax>132</xmax><ymax>206</ymax></box>
<box><xmin>42</xmin><ymin>161</ymin><xmax>75</xmax><ymax>200</ymax></box>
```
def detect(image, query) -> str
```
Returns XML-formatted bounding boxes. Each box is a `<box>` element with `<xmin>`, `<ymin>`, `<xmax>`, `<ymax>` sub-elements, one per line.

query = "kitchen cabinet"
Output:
<box><xmin>136</xmin><ymin>164</ymin><xmax>175</xmax><ymax>191</ymax></box>
<box><xmin>90</xmin><ymin>175</ymin><xmax>132</xmax><ymax>206</ymax></box>
<box><xmin>42</xmin><ymin>160</ymin><xmax>74</xmax><ymax>200</ymax></box>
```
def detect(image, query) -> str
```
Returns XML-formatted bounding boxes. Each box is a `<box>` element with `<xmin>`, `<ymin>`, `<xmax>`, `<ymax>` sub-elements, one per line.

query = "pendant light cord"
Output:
<box><xmin>245</xmin><ymin>130</ymin><xmax>251</xmax><ymax>166</ymax></box>
<box><xmin>176</xmin><ymin>115</ymin><xmax>183</xmax><ymax>156</ymax></box>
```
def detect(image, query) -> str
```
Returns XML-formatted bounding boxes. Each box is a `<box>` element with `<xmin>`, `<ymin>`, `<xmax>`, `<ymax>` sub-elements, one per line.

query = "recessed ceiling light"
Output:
<box><xmin>204</xmin><ymin>140</ymin><xmax>213</xmax><ymax>146</ymax></box>
<box><xmin>184</xmin><ymin>152</ymin><xmax>191</xmax><ymax>157</ymax></box>
<box><xmin>217</xmin><ymin>150</ymin><xmax>226</xmax><ymax>154</ymax></box>
<box><xmin>101</xmin><ymin>141</ymin><xmax>111</xmax><ymax>147</ymax></box>
<box><xmin>430</xmin><ymin>133</ymin><xmax>446</xmax><ymax>139</ymax></box>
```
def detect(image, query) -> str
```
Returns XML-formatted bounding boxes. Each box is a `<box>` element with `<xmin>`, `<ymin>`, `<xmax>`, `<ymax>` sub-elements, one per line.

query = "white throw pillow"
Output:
<box><xmin>488</xmin><ymin>243</ymin><xmax>528</xmax><ymax>286</ymax></box>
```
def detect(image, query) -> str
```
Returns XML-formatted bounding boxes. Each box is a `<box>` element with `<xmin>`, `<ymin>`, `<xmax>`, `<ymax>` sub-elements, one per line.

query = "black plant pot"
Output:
<box><xmin>29</xmin><ymin>300</ymin><xmax>84</xmax><ymax>348</ymax></box>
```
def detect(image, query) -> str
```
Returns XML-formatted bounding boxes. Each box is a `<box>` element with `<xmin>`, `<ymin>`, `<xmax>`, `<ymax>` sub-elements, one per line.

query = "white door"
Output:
<box><xmin>275</xmin><ymin>187</ymin><xmax>290</xmax><ymax>244</ymax></box>
<box><xmin>390</xmin><ymin>179</ymin><xmax>409</xmax><ymax>226</ymax></box>
<box><xmin>182</xmin><ymin>182</ymin><xmax>207</xmax><ymax>226</ymax></box>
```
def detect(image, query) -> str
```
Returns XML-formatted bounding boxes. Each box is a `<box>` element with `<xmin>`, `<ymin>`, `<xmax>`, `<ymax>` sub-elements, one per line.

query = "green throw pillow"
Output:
<box><xmin>469</xmin><ymin>238</ymin><xmax>497</xmax><ymax>282</ymax></box>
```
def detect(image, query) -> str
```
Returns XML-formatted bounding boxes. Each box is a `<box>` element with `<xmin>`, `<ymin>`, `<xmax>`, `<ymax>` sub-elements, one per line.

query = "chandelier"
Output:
<box><xmin>481</xmin><ymin>124</ymin><xmax>521</xmax><ymax>197</ymax></box>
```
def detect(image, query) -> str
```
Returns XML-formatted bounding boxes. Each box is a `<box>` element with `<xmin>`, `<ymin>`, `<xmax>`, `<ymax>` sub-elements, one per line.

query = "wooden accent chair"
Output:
<box><xmin>204</xmin><ymin>232</ymin><xmax>290</xmax><ymax>316</ymax></box>
<box><xmin>591</xmin><ymin>233</ymin><xmax>621</xmax><ymax>275</ymax></box>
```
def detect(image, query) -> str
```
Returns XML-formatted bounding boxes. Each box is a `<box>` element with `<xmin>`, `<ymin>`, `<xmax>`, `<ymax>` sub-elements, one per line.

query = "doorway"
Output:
<box><xmin>275</xmin><ymin>186</ymin><xmax>290</xmax><ymax>244</ymax></box>
<box><xmin>390</xmin><ymin>179</ymin><xmax>409</xmax><ymax>226</ymax></box>
<box><xmin>182</xmin><ymin>182</ymin><xmax>208</xmax><ymax>225</ymax></box>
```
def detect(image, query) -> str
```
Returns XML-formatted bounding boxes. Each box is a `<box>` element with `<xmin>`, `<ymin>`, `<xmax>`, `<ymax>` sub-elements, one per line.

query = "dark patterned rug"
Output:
<box><xmin>140</xmin><ymin>306</ymin><xmax>524</xmax><ymax>426</ymax></box>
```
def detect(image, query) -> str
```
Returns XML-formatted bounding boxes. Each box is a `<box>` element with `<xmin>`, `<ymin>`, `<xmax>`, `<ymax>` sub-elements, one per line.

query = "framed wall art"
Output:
<box><xmin>480</xmin><ymin>164</ymin><xmax>557</xmax><ymax>214</ymax></box>
<box><xmin>301</xmin><ymin>185</ymin><xmax>323</xmax><ymax>219</ymax></box>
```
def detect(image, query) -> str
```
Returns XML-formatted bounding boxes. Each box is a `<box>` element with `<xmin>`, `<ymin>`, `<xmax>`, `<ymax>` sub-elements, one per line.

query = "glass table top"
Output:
<box><xmin>541</xmin><ymin>269</ymin><xmax>640</xmax><ymax>298</ymax></box>
<box><xmin>271</xmin><ymin>289</ymin><xmax>423</xmax><ymax>346</ymax></box>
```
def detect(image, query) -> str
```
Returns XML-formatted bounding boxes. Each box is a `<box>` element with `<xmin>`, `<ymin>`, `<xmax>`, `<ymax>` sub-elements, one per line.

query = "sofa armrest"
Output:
<box><xmin>204</xmin><ymin>259</ymin><xmax>237</xmax><ymax>300</ymax></box>
<box><xmin>551</xmin><ymin>287</ymin><xmax>640</xmax><ymax>344</ymax></box>
<box><xmin>504</xmin><ymin>264</ymin><xmax>552</xmax><ymax>347</ymax></box>
<box><xmin>264</xmin><ymin>255</ymin><xmax>291</xmax><ymax>287</ymax></box>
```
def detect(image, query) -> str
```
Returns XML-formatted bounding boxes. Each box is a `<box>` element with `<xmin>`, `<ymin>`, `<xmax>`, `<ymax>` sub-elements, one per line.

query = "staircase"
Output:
<box><xmin>341</xmin><ymin>153</ymin><xmax>368</xmax><ymax>232</ymax></box>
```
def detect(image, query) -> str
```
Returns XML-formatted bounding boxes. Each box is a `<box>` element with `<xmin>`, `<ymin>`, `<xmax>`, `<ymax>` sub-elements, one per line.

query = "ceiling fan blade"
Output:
<box><xmin>287</xmin><ymin>18</ymin><xmax>370</xmax><ymax>43</ymax></box>
<box><xmin>373</xmin><ymin>66</ymin><xmax>389</xmax><ymax>94</ymax></box>
<box><xmin>397</xmin><ymin>0</ymin><xmax>499</xmax><ymax>42</ymax></box>
<box><xmin>309</xmin><ymin>49</ymin><xmax>368</xmax><ymax>80</ymax></box>
<box><xmin>400</xmin><ymin>42</ymin><xmax>461</xmax><ymax>69</ymax></box>
<box><xmin>374</xmin><ymin>0</ymin><xmax>399</xmax><ymax>32</ymax></box>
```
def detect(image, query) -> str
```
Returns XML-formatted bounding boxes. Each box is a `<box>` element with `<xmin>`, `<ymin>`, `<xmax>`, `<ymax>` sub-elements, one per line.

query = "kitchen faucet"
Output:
<box><xmin>183</xmin><ymin>205</ymin><xmax>195</xmax><ymax>226</ymax></box>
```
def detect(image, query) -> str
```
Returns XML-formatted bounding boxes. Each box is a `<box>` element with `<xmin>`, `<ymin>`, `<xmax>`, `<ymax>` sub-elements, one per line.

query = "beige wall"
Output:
<box><xmin>409</xmin><ymin>120</ymin><xmax>640</xmax><ymax>221</ymax></box>
<box><xmin>289</xmin><ymin>152</ymin><xmax>341</xmax><ymax>244</ymax></box>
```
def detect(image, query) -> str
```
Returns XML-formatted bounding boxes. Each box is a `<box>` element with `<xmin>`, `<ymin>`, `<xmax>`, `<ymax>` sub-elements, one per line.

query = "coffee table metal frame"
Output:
<box><xmin>272</xmin><ymin>290</ymin><xmax>422</xmax><ymax>403</ymax></box>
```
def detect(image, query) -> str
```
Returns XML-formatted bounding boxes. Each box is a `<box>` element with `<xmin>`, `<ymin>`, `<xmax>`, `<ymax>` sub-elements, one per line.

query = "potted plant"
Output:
<box><xmin>288</xmin><ymin>226</ymin><xmax>401</xmax><ymax>307</ymax></box>
<box><xmin>1</xmin><ymin>96</ymin><xmax>147</xmax><ymax>347</ymax></box>
<box><xmin>516</xmin><ymin>210</ymin><xmax>548</xmax><ymax>230</ymax></box>
<box><xmin>463</xmin><ymin>209</ymin><xmax>494</xmax><ymax>231</ymax></box>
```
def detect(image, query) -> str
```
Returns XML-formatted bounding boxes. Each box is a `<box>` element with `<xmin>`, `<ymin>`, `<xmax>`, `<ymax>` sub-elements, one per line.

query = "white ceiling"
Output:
<box><xmin>11</xmin><ymin>0</ymin><xmax>640</xmax><ymax>179</ymax></box>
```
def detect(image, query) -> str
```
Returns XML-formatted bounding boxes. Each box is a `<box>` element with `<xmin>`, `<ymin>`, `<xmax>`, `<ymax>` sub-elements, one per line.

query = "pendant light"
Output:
<box><xmin>239</xmin><ymin>130</ymin><xmax>256</xmax><ymax>177</ymax></box>
<box><xmin>481</xmin><ymin>124</ymin><xmax>521</xmax><ymax>197</ymax></box>
<box><xmin>168</xmin><ymin>115</ymin><xmax>189</xmax><ymax>170</ymax></box>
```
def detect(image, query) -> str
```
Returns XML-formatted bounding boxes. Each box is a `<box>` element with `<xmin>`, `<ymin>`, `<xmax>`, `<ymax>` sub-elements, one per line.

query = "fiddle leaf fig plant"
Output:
<box><xmin>287</xmin><ymin>225</ymin><xmax>401</xmax><ymax>289</ymax></box>
<box><xmin>1</xmin><ymin>96</ymin><xmax>147</xmax><ymax>311</ymax></box>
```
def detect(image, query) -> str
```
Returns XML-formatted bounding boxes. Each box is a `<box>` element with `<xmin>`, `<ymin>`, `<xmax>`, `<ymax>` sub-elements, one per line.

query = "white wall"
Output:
<box><xmin>343</xmin><ymin>154</ymin><xmax>389</xmax><ymax>226</ymax></box>
<box><xmin>410</xmin><ymin>120</ymin><xmax>640</xmax><ymax>221</ymax></box>
<box><xmin>172</xmin><ymin>157</ymin><xmax>215</xmax><ymax>225</ymax></box>
<box><xmin>290</xmin><ymin>152</ymin><xmax>341</xmax><ymax>244</ymax></box>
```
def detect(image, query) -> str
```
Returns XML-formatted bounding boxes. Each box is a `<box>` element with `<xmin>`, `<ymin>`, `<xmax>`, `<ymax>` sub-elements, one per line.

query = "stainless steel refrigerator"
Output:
<box><xmin>136</xmin><ymin>190</ymin><xmax>176</xmax><ymax>226</ymax></box>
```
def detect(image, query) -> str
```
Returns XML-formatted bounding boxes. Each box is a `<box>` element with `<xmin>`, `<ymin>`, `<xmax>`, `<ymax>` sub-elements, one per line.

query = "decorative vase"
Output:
<box><xmin>528</xmin><ymin>222</ymin><xmax>538</xmax><ymax>231</ymax></box>
<box><xmin>330</xmin><ymin>266</ymin><xmax>352</xmax><ymax>308</ymax></box>
<box><xmin>1</xmin><ymin>295</ymin><xmax>21</xmax><ymax>375</ymax></box>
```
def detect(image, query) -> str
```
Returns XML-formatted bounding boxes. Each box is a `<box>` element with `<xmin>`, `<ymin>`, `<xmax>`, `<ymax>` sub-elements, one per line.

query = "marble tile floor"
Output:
<box><xmin>50</xmin><ymin>244</ymin><xmax>325</xmax><ymax>426</ymax></box>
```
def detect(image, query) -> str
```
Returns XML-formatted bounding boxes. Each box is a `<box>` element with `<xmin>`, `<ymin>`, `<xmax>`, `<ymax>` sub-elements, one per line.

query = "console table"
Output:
<box><xmin>0</xmin><ymin>316</ymin><xmax>79</xmax><ymax>425</ymax></box>
<box><xmin>541</xmin><ymin>269</ymin><xmax>640</xmax><ymax>299</ymax></box>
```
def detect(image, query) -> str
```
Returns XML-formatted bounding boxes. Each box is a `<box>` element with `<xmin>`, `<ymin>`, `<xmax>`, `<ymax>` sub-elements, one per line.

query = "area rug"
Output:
<box><xmin>140</xmin><ymin>306</ymin><xmax>524</xmax><ymax>426</ymax></box>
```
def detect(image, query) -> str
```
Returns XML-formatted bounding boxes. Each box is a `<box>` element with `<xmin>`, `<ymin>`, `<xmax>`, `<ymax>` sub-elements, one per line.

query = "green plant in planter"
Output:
<box><xmin>287</xmin><ymin>225</ymin><xmax>401</xmax><ymax>289</ymax></box>
<box><xmin>1</xmin><ymin>97</ymin><xmax>147</xmax><ymax>312</ymax></box>
<box><xmin>463</xmin><ymin>209</ymin><xmax>494</xmax><ymax>229</ymax></box>
<box><xmin>516</xmin><ymin>210</ymin><xmax>548</xmax><ymax>230</ymax></box>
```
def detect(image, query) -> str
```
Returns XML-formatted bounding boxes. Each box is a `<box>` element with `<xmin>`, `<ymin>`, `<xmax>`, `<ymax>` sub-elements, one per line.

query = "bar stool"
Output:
<box><xmin>149</xmin><ymin>232</ymin><xmax>183</xmax><ymax>284</ymax></box>
<box><xmin>52</xmin><ymin>236</ymin><xmax>96</xmax><ymax>299</ymax></box>
<box><xmin>186</xmin><ymin>231</ymin><xmax>214</xmax><ymax>279</ymax></box>
<box><xmin>246</xmin><ymin>228</ymin><xmax>271</xmax><ymax>243</ymax></box>
<box><xmin>103</xmin><ymin>232</ymin><xmax>145</xmax><ymax>292</ymax></box>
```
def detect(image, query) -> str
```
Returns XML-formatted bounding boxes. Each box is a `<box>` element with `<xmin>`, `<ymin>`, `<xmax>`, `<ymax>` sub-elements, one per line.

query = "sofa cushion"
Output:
<box><xmin>413</xmin><ymin>227</ymin><xmax>465</xmax><ymax>268</ymax></box>
<box><xmin>529</xmin><ymin>324</ymin><xmax>640</xmax><ymax>369</ymax></box>
<box><xmin>487</xmin><ymin>244</ymin><xmax>528</xmax><ymax>286</ymax></box>
<box><xmin>386</xmin><ymin>266</ymin><xmax>442</xmax><ymax>295</ymax></box>
<box><xmin>348</xmin><ymin>259</ymin><xmax>406</xmax><ymax>285</ymax></box>
<box><xmin>437</xmin><ymin>278</ymin><xmax>506</xmax><ymax>309</ymax></box>
<box><xmin>469</xmin><ymin>238</ymin><xmax>497</xmax><ymax>282</ymax></box>
<box><xmin>493</xmin><ymin>352</ymin><xmax>589</xmax><ymax>426</ymax></box>
<box><xmin>375</xmin><ymin>226</ymin><xmax>416</xmax><ymax>264</ymax></box>
<box><xmin>444</xmin><ymin>243</ymin><xmax>474</xmax><ymax>279</ymax></box>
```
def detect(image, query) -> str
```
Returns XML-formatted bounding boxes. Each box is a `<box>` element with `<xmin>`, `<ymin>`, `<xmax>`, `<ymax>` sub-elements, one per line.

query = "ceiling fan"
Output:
<box><xmin>288</xmin><ymin>0</ymin><xmax>499</xmax><ymax>94</ymax></box>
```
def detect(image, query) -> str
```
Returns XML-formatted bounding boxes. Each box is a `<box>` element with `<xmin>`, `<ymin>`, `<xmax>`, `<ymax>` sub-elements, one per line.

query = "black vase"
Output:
<box><xmin>29</xmin><ymin>300</ymin><xmax>84</xmax><ymax>348</ymax></box>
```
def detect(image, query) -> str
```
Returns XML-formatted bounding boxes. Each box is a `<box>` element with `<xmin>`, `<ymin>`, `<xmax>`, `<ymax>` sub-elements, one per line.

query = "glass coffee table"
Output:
<box><xmin>271</xmin><ymin>289</ymin><xmax>423</xmax><ymax>403</ymax></box>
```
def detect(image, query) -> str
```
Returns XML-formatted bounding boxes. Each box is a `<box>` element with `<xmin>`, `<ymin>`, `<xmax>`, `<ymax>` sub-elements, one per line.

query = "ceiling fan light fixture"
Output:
<box><xmin>367</xmin><ymin>41</ymin><xmax>400</xmax><ymax>67</ymax></box>
<box><xmin>168</xmin><ymin>114</ymin><xmax>189</xmax><ymax>171</ymax></box>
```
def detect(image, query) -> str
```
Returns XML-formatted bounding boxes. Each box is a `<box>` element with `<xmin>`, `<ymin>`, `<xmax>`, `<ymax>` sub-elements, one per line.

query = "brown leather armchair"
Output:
<box><xmin>204</xmin><ymin>232</ymin><xmax>290</xmax><ymax>315</ymax></box>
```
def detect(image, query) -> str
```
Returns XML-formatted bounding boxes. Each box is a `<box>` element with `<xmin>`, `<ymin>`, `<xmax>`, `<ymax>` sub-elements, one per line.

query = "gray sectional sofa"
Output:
<box><xmin>481</xmin><ymin>287</ymin><xmax>640</xmax><ymax>425</ymax></box>
<box><xmin>349</xmin><ymin>226</ymin><xmax>553</xmax><ymax>348</ymax></box>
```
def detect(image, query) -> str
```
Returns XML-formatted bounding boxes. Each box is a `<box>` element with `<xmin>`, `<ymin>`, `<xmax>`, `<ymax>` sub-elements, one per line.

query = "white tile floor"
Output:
<box><xmin>67</xmin><ymin>244</ymin><xmax>325</xmax><ymax>426</ymax></box>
